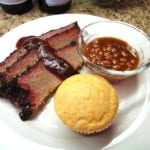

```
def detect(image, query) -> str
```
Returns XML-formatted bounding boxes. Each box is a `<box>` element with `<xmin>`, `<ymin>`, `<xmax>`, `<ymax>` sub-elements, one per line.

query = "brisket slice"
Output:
<box><xmin>17</xmin><ymin>60</ymin><xmax>62</xmax><ymax>120</ymax></box>
<box><xmin>0</xmin><ymin>49</ymin><xmax>39</xmax><ymax>98</ymax></box>
<box><xmin>17</xmin><ymin>22</ymin><xmax>80</xmax><ymax>50</ymax></box>
<box><xmin>56</xmin><ymin>45</ymin><xmax>82</xmax><ymax>69</ymax></box>
<box><xmin>44</xmin><ymin>22</ymin><xmax>80</xmax><ymax>50</ymax></box>
<box><xmin>0</xmin><ymin>48</ymin><xmax>27</xmax><ymax>74</ymax></box>
<box><xmin>17</xmin><ymin>44</ymin><xmax>82</xmax><ymax>120</ymax></box>
<box><xmin>3</xmin><ymin>49</ymin><xmax>39</xmax><ymax>83</ymax></box>
<box><xmin>39</xmin><ymin>22</ymin><xmax>79</xmax><ymax>41</ymax></box>
<box><xmin>0</xmin><ymin>22</ymin><xmax>80</xmax><ymax>76</ymax></box>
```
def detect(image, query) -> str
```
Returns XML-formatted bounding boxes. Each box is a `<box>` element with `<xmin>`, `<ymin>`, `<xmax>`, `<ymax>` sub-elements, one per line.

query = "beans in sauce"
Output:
<box><xmin>84</xmin><ymin>37</ymin><xmax>139</xmax><ymax>71</ymax></box>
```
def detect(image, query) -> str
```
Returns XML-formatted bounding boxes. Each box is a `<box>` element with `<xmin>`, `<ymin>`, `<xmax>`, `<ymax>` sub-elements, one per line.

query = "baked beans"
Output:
<box><xmin>84</xmin><ymin>37</ymin><xmax>139</xmax><ymax>71</ymax></box>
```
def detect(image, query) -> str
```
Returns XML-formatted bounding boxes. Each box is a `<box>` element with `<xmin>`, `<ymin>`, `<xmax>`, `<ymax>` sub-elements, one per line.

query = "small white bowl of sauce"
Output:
<box><xmin>77</xmin><ymin>21</ymin><xmax>150</xmax><ymax>82</ymax></box>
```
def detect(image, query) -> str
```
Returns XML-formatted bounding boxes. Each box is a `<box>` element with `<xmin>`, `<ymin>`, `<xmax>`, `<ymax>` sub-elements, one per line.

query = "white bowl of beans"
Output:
<box><xmin>77</xmin><ymin>21</ymin><xmax>150</xmax><ymax>82</ymax></box>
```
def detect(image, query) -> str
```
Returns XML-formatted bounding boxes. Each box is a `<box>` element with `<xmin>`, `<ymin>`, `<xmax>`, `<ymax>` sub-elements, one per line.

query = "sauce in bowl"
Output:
<box><xmin>84</xmin><ymin>37</ymin><xmax>139</xmax><ymax>71</ymax></box>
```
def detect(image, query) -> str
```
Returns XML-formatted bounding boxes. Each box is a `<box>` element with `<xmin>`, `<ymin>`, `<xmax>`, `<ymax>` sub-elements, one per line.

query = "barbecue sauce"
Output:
<box><xmin>17</xmin><ymin>37</ymin><xmax>77</xmax><ymax>80</ymax></box>
<box><xmin>0</xmin><ymin>0</ymin><xmax>33</xmax><ymax>14</ymax></box>
<box><xmin>16</xmin><ymin>36</ymin><xmax>36</xmax><ymax>49</ymax></box>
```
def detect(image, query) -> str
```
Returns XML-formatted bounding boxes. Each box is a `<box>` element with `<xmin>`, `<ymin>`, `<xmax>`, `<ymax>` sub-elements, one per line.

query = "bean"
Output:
<box><xmin>105</xmin><ymin>55</ymin><xmax>113</xmax><ymax>60</ymax></box>
<box><xmin>104</xmin><ymin>52</ymin><xmax>112</xmax><ymax>57</ymax></box>
<box><xmin>120</xmin><ymin>58</ymin><xmax>127</xmax><ymax>62</ymax></box>
<box><xmin>112</xmin><ymin>48</ymin><xmax>117</xmax><ymax>53</ymax></box>
<box><xmin>113</xmin><ymin>65</ymin><xmax>120</xmax><ymax>70</ymax></box>
<box><xmin>127</xmin><ymin>62</ymin><xmax>131</xmax><ymax>66</ymax></box>
<box><xmin>86</xmin><ymin>47</ymin><xmax>90</xmax><ymax>52</ymax></box>
<box><xmin>97</xmin><ymin>60</ymin><xmax>102</xmax><ymax>65</ymax></box>
<box><xmin>102</xmin><ymin>47</ymin><xmax>107</xmax><ymax>51</ymax></box>
<box><xmin>127</xmin><ymin>62</ymin><xmax>133</xmax><ymax>68</ymax></box>
<box><xmin>96</xmin><ymin>55</ymin><xmax>102</xmax><ymax>60</ymax></box>
<box><xmin>98</xmin><ymin>51</ymin><xmax>103</xmax><ymax>56</ymax></box>
<box><xmin>121</xmin><ymin>51</ymin><xmax>128</xmax><ymax>57</ymax></box>
<box><xmin>112</xmin><ymin>59</ymin><xmax>118</xmax><ymax>65</ymax></box>
<box><xmin>92</xmin><ymin>43</ymin><xmax>99</xmax><ymax>48</ymax></box>
<box><xmin>130</xmin><ymin>59</ymin><xmax>136</xmax><ymax>64</ymax></box>
<box><xmin>95</xmin><ymin>48</ymin><xmax>100</xmax><ymax>54</ymax></box>
<box><xmin>101</xmin><ymin>60</ymin><xmax>111</xmax><ymax>67</ymax></box>
<box><xmin>127</xmin><ymin>66</ymin><xmax>133</xmax><ymax>70</ymax></box>
<box><xmin>90</xmin><ymin>53</ymin><xmax>96</xmax><ymax>58</ymax></box>
<box><xmin>114</xmin><ymin>53</ymin><xmax>119</xmax><ymax>58</ymax></box>
<box><xmin>119</xmin><ymin>62</ymin><xmax>125</xmax><ymax>67</ymax></box>
<box><xmin>91</xmin><ymin>48</ymin><xmax>95</xmax><ymax>53</ymax></box>
<box><xmin>107</xmin><ymin>47</ymin><xmax>111</xmax><ymax>51</ymax></box>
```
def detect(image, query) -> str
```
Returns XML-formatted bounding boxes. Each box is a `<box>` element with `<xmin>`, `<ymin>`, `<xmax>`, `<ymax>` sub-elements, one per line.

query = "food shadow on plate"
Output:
<box><xmin>111</xmin><ymin>74</ymin><xmax>147</xmax><ymax>137</ymax></box>
<box><xmin>114</xmin><ymin>74</ymin><xmax>146</xmax><ymax>114</ymax></box>
<box><xmin>67</xmin><ymin>125</ymin><xmax>117</xmax><ymax>150</ymax></box>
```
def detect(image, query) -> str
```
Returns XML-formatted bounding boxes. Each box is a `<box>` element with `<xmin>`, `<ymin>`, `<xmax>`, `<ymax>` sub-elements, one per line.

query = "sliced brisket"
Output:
<box><xmin>39</xmin><ymin>22</ymin><xmax>79</xmax><ymax>41</ymax></box>
<box><xmin>0</xmin><ymin>48</ymin><xmax>27</xmax><ymax>75</ymax></box>
<box><xmin>17</xmin><ymin>44</ymin><xmax>82</xmax><ymax>120</ymax></box>
<box><xmin>0</xmin><ymin>49</ymin><xmax>39</xmax><ymax>98</ymax></box>
<box><xmin>44</xmin><ymin>22</ymin><xmax>80</xmax><ymax>50</ymax></box>
<box><xmin>3</xmin><ymin>49</ymin><xmax>39</xmax><ymax>83</ymax></box>
<box><xmin>0</xmin><ymin>22</ymin><xmax>82</xmax><ymax>121</ymax></box>
<box><xmin>0</xmin><ymin>22</ymin><xmax>80</xmax><ymax>96</ymax></box>
<box><xmin>0</xmin><ymin>22</ymin><xmax>80</xmax><ymax>76</ymax></box>
<box><xmin>56</xmin><ymin>45</ymin><xmax>82</xmax><ymax>69</ymax></box>
<box><xmin>18</xmin><ymin>60</ymin><xmax>62</xmax><ymax>120</ymax></box>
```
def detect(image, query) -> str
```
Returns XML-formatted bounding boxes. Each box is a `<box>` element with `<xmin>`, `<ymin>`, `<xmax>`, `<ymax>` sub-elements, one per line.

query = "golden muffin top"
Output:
<box><xmin>54</xmin><ymin>74</ymin><xmax>118</xmax><ymax>134</ymax></box>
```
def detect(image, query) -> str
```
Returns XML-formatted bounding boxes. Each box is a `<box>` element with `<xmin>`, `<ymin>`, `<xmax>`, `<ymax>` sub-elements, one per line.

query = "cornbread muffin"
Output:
<box><xmin>54</xmin><ymin>74</ymin><xmax>118</xmax><ymax>134</ymax></box>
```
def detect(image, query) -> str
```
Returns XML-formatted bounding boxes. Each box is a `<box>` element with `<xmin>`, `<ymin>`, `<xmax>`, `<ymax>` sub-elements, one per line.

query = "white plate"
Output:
<box><xmin>0</xmin><ymin>14</ymin><xmax>150</xmax><ymax>150</ymax></box>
